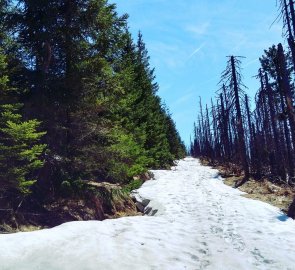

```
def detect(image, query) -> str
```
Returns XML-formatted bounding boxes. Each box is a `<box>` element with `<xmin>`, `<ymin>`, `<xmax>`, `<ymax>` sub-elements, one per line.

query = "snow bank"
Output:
<box><xmin>0</xmin><ymin>158</ymin><xmax>295</xmax><ymax>270</ymax></box>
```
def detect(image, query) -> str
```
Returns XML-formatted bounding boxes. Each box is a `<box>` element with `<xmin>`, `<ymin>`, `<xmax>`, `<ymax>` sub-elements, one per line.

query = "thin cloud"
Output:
<box><xmin>115</xmin><ymin>0</ymin><xmax>285</xmax><ymax>145</ymax></box>
<box><xmin>186</xmin><ymin>22</ymin><xmax>210</xmax><ymax>36</ymax></box>
<box><xmin>244</xmin><ymin>58</ymin><xmax>259</xmax><ymax>67</ymax></box>
<box><xmin>231</xmin><ymin>38</ymin><xmax>247</xmax><ymax>53</ymax></box>
<box><xmin>171</xmin><ymin>92</ymin><xmax>195</xmax><ymax>107</ymax></box>
<box><xmin>188</xmin><ymin>43</ymin><xmax>206</xmax><ymax>60</ymax></box>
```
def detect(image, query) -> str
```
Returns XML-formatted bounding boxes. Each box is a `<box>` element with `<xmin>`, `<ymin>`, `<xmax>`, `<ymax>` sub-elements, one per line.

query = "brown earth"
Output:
<box><xmin>223</xmin><ymin>175</ymin><xmax>295</xmax><ymax>213</ymax></box>
<box><xmin>0</xmin><ymin>178</ymin><xmax>148</xmax><ymax>234</ymax></box>
<box><xmin>149</xmin><ymin>162</ymin><xmax>294</xmax><ymax>217</ymax></box>
<box><xmin>199</xmin><ymin>159</ymin><xmax>295</xmax><ymax>216</ymax></box>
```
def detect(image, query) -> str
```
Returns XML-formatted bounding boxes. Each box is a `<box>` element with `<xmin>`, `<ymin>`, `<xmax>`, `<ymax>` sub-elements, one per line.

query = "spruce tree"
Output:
<box><xmin>5</xmin><ymin>0</ymin><xmax>185</xmax><ymax>190</ymax></box>
<box><xmin>0</xmin><ymin>49</ymin><xmax>46</xmax><ymax>195</ymax></box>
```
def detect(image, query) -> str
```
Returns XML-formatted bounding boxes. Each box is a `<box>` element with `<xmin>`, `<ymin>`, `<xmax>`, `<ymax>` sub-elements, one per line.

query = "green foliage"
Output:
<box><xmin>59</xmin><ymin>179</ymin><xmax>88</xmax><ymax>198</ymax></box>
<box><xmin>60</xmin><ymin>181</ymin><xmax>73</xmax><ymax>197</ymax></box>
<box><xmin>1</xmin><ymin>0</ymin><xmax>185</xmax><ymax>200</ymax></box>
<box><xmin>0</xmin><ymin>109</ymin><xmax>46</xmax><ymax>195</ymax></box>
<box><xmin>107</xmin><ymin>128</ymin><xmax>150</xmax><ymax>181</ymax></box>
<box><xmin>0</xmin><ymin>48</ymin><xmax>46</xmax><ymax>195</ymax></box>
<box><xmin>122</xmin><ymin>178</ymin><xmax>144</xmax><ymax>194</ymax></box>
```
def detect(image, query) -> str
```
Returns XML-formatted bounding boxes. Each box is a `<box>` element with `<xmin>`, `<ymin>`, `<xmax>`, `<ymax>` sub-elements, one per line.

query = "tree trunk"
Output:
<box><xmin>265</xmin><ymin>73</ymin><xmax>286</xmax><ymax>181</ymax></box>
<box><xmin>278</xmin><ymin>43</ymin><xmax>295</xmax><ymax>150</ymax></box>
<box><xmin>289</xmin><ymin>0</ymin><xmax>295</xmax><ymax>37</ymax></box>
<box><xmin>220</xmin><ymin>93</ymin><xmax>230</xmax><ymax>161</ymax></box>
<box><xmin>245</xmin><ymin>95</ymin><xmax>253</xmax><ymax>171</ymax></box>
<box><xmin>230</xmin><ymin>56</ymin><xmax>249</xmax><ymax>180</ymax></box>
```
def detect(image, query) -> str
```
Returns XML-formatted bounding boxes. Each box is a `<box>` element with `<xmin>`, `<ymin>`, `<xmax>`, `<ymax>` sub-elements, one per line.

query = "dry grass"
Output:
<box><xmin>199</xmin><ymin>159</ymin><xmax>295</xmax><ymax>213</ymax></box>
<box><xmin>0</xmin><ymin>223</ymin><xmax>42</xmax><ymax>234</ymax></box>
<box><xmin>223</xmin><ymin>175</ymin><xmax>295</xmax><ymax>213</ymax></box>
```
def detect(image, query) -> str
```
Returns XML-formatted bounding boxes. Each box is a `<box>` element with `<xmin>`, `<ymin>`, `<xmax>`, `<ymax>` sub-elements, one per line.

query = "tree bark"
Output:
<box><xmin>230</xmin><ymin>56</ymin><xmax>249</xmax><ymax>180</ymax></box>
<box><xmin>278</xmin><ymin>44</ymin><xmax>295</xmax><ymax>150</ymax></box>
<box><xmin>265</xmin><ymin>73</ymin><xmax>286</xmax><ymax>181</ymax></box>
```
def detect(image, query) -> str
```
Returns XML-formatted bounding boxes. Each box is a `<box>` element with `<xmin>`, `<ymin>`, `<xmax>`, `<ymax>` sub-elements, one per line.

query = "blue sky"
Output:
<box><xmin>114</xmin><ymin>0</ymin><xmax>283</xmax><ymax>146</ymax></box>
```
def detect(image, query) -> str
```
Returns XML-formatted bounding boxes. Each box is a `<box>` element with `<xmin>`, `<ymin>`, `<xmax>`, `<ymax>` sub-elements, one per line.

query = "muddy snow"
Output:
<box><xmin>0</xmin><ymin>157</ymin><xmax>295</xmax><ymax>270</ymax></box>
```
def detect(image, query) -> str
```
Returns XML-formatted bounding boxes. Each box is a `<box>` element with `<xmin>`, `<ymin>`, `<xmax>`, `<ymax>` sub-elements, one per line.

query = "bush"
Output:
<box><xmin>122</xmin><ymin>179</ymin><xmax>144</xmax><ymax>194</ymax></box>
<box><xmin>60</xmin><ymin>181</ymin><xmax>73</xmax><ymax>197</ymax></box>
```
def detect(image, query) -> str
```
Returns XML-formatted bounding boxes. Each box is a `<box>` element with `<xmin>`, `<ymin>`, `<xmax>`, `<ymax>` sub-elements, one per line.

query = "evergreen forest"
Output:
<box><xmin>0</xmin><ymin>0</ymin><xmax>185</xmax><ymax>229</ymax></box>
<box><xmin>1</xmin><ymin>1</ymin><xmax>295</xmax><ymax>269</ymax></box>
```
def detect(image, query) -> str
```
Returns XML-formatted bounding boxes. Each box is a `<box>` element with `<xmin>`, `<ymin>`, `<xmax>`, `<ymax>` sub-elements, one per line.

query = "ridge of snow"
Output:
<box><xmin>0</xmin><ymin>157</ymin><xmax>295</xmax><ymax>270</ymax></box>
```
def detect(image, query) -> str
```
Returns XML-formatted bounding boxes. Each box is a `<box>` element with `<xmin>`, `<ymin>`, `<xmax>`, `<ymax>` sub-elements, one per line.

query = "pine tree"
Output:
<box><xmin>4</xmin><ymin>0</ymin><xmax>185</xmax><ymax>192</ymax></box>
<box><xmin>0</xmin><ymin>49</ymin><xmax>46</xmax><ymax>195</ymax></box>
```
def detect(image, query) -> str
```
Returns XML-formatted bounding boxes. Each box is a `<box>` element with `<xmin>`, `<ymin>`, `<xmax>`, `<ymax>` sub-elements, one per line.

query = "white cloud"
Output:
<box><xmin>244</xmin><ymin>58</ymin><xmax>259</xmax><ymax>68</ymax></box>
<box><xmin>187</xmin><ymin>43</ymin><xmax>206</xmax><ymax>60</ymax></box>
<box><xmin>171</xmin><ymin>92</ymin><xmax>195</xmax><ymax>107</ymax></box>
<box><xmin>186</xmin><ymin>22</ymin><xmax>210</xmax><ymax>36</ymax></box>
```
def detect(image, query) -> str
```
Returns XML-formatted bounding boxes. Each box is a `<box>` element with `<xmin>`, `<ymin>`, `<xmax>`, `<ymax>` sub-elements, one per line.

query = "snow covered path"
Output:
<box><xmin>1</xmin><ymin>158</ymin><xmax>295</xmax><ymax>270</ymax></box>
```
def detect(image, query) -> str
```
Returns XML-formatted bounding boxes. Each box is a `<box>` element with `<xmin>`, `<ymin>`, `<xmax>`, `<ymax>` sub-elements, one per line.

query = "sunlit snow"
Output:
<box><xmin>1</xmin><ymin>158</ymin><xmax>295</xmax><ymax>270</ymax></box>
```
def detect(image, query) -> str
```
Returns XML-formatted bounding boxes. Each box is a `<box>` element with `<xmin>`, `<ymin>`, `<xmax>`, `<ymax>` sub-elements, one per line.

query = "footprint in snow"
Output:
<box><xmin>251</xmin><ymin>248</ymin><xmax>276</xmax><ymax>265</ymax></box>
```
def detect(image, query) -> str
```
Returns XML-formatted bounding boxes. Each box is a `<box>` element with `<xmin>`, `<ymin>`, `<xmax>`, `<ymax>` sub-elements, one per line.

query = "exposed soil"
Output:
<box><xmin>223</xmin><ymin>175</ymin><xmax>295</xmax><ymax>213</ymax></box>
<box><xmin>0</xmin><ymin>178</ymin><xmax>150</xmax><ymax>233</ymax></box>
<box><xmin>199</xmin><ymin>159</ymin><xmax>295</xmax><ymax>216</ymax></box>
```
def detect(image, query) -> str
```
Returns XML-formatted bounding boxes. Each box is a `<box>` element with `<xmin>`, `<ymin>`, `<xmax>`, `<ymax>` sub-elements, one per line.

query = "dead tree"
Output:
<box><xmin>277</xmin><ymin>43</ymin><xmax>295</xmax><ymax>151</ymax></box>
<box><xmin>220</xmin><ymin>91</ymin><xmax>231</xmax><ymax>161</ymax></box>
<box><xmin>229</xmin><ymin>56</ymin><xmax>250</xmax><ymax>180</ymax></box>
<box><xmin>265</xmin><ymin>72</ymin><xmax>286</xmax><ymax>181</ymax></box>
<box><xmin>280</xmin><ymin>0</ymin><xmax>295</xmax><ymax>69</ymax></box>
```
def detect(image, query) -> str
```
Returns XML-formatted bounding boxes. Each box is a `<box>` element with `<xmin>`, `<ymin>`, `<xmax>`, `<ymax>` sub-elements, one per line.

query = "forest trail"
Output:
<box><xmin>0</xmin><ymin>158</ymin><xmax>295</xmax><ymax>270</ymax></box>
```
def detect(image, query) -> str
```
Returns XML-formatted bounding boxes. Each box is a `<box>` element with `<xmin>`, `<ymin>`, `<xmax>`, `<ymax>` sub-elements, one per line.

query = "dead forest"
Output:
<box><xmin>190</xmin><ymin>0</ymin><xmax>295</xmax><ymax>217</ymax></box>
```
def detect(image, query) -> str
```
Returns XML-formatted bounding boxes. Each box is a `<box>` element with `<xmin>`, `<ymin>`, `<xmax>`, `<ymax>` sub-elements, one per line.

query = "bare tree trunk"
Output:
<box><xmin>230</xmin><ymin>56</ymin><xmax>249</xmax><ymax>180</ymax></box>
<box><xmin>252</xmin><ymin>123</ymin><xmax>262</xmax><ymax>179</ymax></box>
<box><xmin>289</xmin><ymin>0</ymin><xmax>295</xmax><ymax>37</ymax></box>
<box><xmin>205</xmin><ymin>104</ymin><xmax>213</xmax><ymax>160</ymax></box>
<box><xmin>278</xmin><ymin>43</ymin><xmax>295</xmax><ymax>150</ymax></box>
<box><xmin>245</xmin><ymin>95</ymin><xmax>253</xmax><ymax>172</ymax></box>
<box><xmin>283</xmin><ymin>0</ymin><xmax>295</xmax><ymax>69</ymax></box>
<box><xmin>277</xmin><ymin>43</ymin><xmax>295</xmax><ymax>181</ymax></box>
<box><xmin>281</xmin><ymin>92</ymin><xmax>294</xmax><ymax>180</ymax></box>
<box><xmin>211</xmin><ymin>99</ymin><xmax>219</xmax><ymax>161</ymax></box>
<box><xmin>265</xmin><ymin>73</ymin><xmax>286</xmax><ymax>181</ymax></box>
<box><xmin>259</xmin><ymin>69</ymin><xmax>276</xmax><ymax>174</ymax></box>
<box><xmin>220</xmin><ymin>93</ymin><xmax>230</xmax><ymax>161</ymax></box>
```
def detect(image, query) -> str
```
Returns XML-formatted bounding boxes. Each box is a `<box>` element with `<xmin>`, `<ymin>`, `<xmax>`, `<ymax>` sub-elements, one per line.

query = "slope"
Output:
<box><xmin>0</xmin><ymin>158</ymin><xmax>294</xmax><ymax>270</ymax></box>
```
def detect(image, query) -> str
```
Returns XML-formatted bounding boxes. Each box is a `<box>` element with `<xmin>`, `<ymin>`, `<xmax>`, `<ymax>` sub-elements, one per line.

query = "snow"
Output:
<box><xmin>1</xmin><ymin>157</ymin><xmax>295</xmax><ymax>270</ymax></box>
